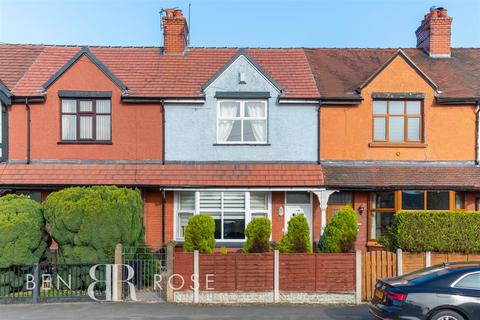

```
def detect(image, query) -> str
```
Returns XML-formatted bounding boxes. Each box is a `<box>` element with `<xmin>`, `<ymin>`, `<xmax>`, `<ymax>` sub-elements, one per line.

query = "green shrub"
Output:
<box><xmin>279</xmin><ymin>214</ymin><xmax>312</xmax><ymax>253</ymax></box>
<box><xmin>43</xmin><ymin>186</ymin><xmax>143</xmax><ymax>264</ymax></box>
<box><xmin>0</xmin><ymin>194</ymin><xmax>49</xmax><ymax>268</ymax></box>
<box><xmin>387</xmin><ymin>211</ymin><xmax>480</xmax><ymax>253</ymax></box>
<box><xmin>318</xmin><ymin>207</ymin><xmax>358</xmax><ymax>253</ymax></box>
<box><xmin>243</xmin><ymin>217</ymin><xmax>271</xmax><ymax>253</ymax></box>
<box><xmin>183</xmin><ymin>214</ymin><xmax>216</xmax><ymax>253</ymax></box>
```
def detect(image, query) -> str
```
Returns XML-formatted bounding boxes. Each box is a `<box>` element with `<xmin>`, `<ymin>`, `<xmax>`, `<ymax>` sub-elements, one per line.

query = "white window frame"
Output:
<box><xmin>174</xmin><ymin>191</ymin><xmax>272</xmax><ymax>242</ymax></box>
<box><xmin>216</xmin><ymin>99</ymin><xmax>268</xmax><ymax>144</ymax></box>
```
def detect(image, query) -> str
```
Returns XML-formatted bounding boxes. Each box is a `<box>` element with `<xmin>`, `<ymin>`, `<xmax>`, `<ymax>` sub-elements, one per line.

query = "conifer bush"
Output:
<box><xmin>279</xmin><ymin>214</ymin><xmax>312</xmax><ymax>253</ymax></box>
<box><xmin>183</xmin><ymin>214</ymin><xmax>216</xmax><ymax>253</ymax></box>
<box><xmin>318</xmin><ymin>207</ymin><xmax>358</xmax><ymax>253</ymax></box>
<box><xmin>243</xmin><ymin>217</ymin><xmax>271</xmax><ymax>253</ymax></box>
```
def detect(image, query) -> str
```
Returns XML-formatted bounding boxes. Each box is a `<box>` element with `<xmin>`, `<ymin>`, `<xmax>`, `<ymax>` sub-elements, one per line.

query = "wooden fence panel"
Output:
<box><xmin>199</xmin><ymin>254</ymin><xmax>236</xmax><ymax>291</ymax></box>
<box><xmin>403</xmin><ymin>253</ymin><xmax>425</xmax><ymax>274</ymax></box>
<box><xmin>235</xmin><ymin>253</ymin><xmax>274</xmax><ymax>291</ymax></box>
<box><xmin>315</xmin><ymin>253</ymin><xmax>355</xmax><ymax>292</ymax></box>
<box><xmin>280</xmin><ymin>254</ymin><xmax>316</xmax><ymax>291</ymax></box>
<box><xmin>362</xmin><ymin>251</ymin><xmax>397</xmax><ymax>301</ymax></box>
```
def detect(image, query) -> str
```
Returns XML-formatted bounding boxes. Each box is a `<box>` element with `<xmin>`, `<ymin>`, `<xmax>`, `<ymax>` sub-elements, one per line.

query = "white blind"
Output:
<box><xmin>62</xmin><ymin>100</ymin><xmax>76</xmax><ymax>113</ymax></box>
<box><xmin>62</xmin><ymin>115</ymin><xmax>77</xmax><ymax>140</ymax></box>
<box><xmin>199</xmin><ymin>192</ymin><xmax>221</xmax><ymax>210</ymax></box>
<box><xmin>250</xmin><ymin>192</ymin><xmax>267</xmax><ymax>210</ymax></box>
<box><xmin>96</xmin><ymin>100</ymin><xmax>111</xmax><ymax>113</ymax></box>
<box><xmin>179</xmin><ymin>192</ymin><xmax>195</xmax><ymax>210</ymax></box>
<box><xmin>79</xmin><ymin>100</ymin><xmax>93</xmax><ymax>112</ymax></box>
<box><xmin>223</xmin><ymin>192</ymin><xmax>245</xmax><ymax>210</ymax></box>
<box><xmin>80</xmin><ymin>116</ymin><xmax>93</xmax><ymax>139</ymax></box>
<box><xmin>96</xmin><ymin>115</ymin><xmax>111</xmax><ymax>140</ymax></box>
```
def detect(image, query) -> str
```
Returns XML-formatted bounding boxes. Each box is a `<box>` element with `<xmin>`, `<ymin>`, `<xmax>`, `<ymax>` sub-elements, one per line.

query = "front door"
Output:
<box><xmin>284</xmin><ymin>192</ymin><xmax>312</xmax><ymax>241</ymax></box>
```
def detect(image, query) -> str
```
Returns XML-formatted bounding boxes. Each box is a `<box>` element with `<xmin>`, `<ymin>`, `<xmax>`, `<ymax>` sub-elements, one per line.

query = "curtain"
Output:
<box><xmin>80</xmin><ymin>116</ymin><xmax>93</xmax><ymax>139</ymax></box>
<box><xmin>218</xmin><ymin>102</ymin><xmax>239</xmax><ymax>142</ymax></box>
<box><xmin>62</xmin><ymin>115</ymin><xmax>77</xmax><ymax>140</ymax></box>
<box><xmin>96</xmin><ymin>115</ymin><xmax>111</xmax><ymax>140</ymax></box>
<box><xmin>245</xmin><ymin>102</ymin><xmax>266</xmax><ymax>142</ymax></box>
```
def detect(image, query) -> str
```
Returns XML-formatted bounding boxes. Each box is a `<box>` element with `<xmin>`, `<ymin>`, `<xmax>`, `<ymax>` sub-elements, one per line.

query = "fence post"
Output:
<box><xmin>166</xmin><ymin>241</ymin><xmax>175</xmax><ymax>303</ymax></box>
<box><xmin>355</xmin><ymin>250</ymin><xmax>362</xmax><ymax>305</ymax></box>
<box><xmin>273</xmin><ymin>250</ymin><xmax>280</xmax><ymax>303</ymax></box>
<box><xmin>32</xmin><ymin>263</ymin><xmax>40</xmax><ymax>304</ymax></box>
<box><xmin>425</xmin><ymin>251</ymin><xmax>431</xmax><ymax>268</ymax></box>
<box><xmin>396</xmin><ymin>248</ymin><xmax>403</xmax><ymax>276</ymax></box>
<box><xmin>112</xmin><ymin>243</ymin><xmax>123</xmax><ymax>302</ymax></box>
<box><xmin>193</xmin><ymin>250</ymin><xmax>199</xmax><ymax>303</ymax></box>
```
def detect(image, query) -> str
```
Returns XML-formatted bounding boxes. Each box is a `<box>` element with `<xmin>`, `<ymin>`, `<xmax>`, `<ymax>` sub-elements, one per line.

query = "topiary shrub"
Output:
<box><xmin>318</xmin><ymin>207</ymin><xmax>358</xmax><ymax>253</ymax></box>
<box><xmin>0</xmin><ymin>194</ymin><xmax>49</xmax><ymax>268</ymax></box>
<box><xmin>183</xmin><ymin>214</ymin><xmax>216</xmax><ymax>253</ymax></box>
<box><xmin>279</xmin><ymin>214</ymin><xmax>312</xmax><ymax>253</ymax></box>
<box><xmin>43</xmin><ymin>186</ymin><xmax>143</xmax><ymax>264</ymax></box>
<box><xmin>387</xmin><ymin>211</ymin><xmax>480</xmax><ymax>253</ymax></box>
<box><xmin>243</xmin><ymin>217</ymin><xmax>271</xmax><ymax>253</ymax></box>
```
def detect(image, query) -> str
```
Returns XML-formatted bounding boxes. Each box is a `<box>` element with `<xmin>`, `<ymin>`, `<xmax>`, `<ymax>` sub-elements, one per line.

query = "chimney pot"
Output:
<box><xmin>162</xmin><ymin>7</ymin><xmax>189</xmax><ymax>55</ymax></box>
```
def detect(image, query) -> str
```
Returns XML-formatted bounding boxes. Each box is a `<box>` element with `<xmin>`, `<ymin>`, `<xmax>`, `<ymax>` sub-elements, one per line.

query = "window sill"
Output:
<box><xmin>57</xmin><ymin>141</ymin><xmax>112</xmax><ymax>145</ymax></box>
<box><xmin>213</xmin><ymin>143</ymin><xmax>270</xmax><ymax>146</ymax></box>
<box><xmin>368</xmin><ymin>142</ymin><xmax>427</xmax><ymax>148</ymax></box>
<box><xmin>367</xmin><ymin>241</ymin><xmax>384</xmax><ymax>249</ymax></box>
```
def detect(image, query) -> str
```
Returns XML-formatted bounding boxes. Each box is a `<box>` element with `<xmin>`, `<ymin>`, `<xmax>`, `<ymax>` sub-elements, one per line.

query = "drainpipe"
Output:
<box><xmin>161</xmin><ymin>188</ymin><xmax>166</xmax><ymax>245</ymax></box>
<box><xmin>161</xmin><ymin>100</ymin><xmax>165</xmax><ymax>165</ymax></box>
<box><xmin>26</xmin><ymin>97</ymin><xmax>31</xmax><ymax>164</ymax></box>
<box><xmin>476</xmin><ymin>101</ymin><xmax>480</xmax><ymax>166</ymax></box>
<box><xmin>317</xmin><ymin>101</ymin><xmax>322</xmax><ymax>164</ymax></box>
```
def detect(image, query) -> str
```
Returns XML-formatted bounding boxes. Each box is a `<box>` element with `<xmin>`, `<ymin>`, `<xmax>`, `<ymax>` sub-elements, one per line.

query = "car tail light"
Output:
<box><xmin>386</xmin><ymin>290</ymin><xmax>407</xmax><ymax>302</ymax></box>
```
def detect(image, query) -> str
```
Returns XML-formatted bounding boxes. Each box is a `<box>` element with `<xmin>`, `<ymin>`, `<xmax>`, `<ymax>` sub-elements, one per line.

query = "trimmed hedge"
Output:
<box><xmin>184</xmin><ymin>214</ymin><xmax>216</xmax><ymax>253</ymax></box>
<box><xmin>386</xmin><ymin>211</ymin><xmax>480</xmax><ymax>253</ymax></box>
<box><xmin>243</xmin><ymin>217</ymin><xmax>271</xmax><ymax>253</ymax></box>
<box><xmin>0</xmin><ymin>194</ymin><xmax>49</xmax><ymax>268</ymax></box>
<box><xmin>318</xmin><ymin>207</ymin><xmax>358</xmax><ymax>253</ymax></box>
<box><xmin>279</xmin><ymin>214</ymin><xmax>312</xmax><ymax>253</ymax></box>
<box><xmin>43</xmin><ymin>186</ymin><xmax>143</xmax><ymax>264</ymax></box>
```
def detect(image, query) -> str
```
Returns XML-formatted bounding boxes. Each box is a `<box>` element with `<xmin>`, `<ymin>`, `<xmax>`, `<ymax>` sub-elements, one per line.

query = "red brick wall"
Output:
<box><xmin>173</xmin><ymin>252</ymin><xmax>355</xmax><ymax>293</ymax></box>
<box><xmin>312</xmin><ymin>195</ymin><xmax>321</xmax><ymax>246</ymax></box>
<box><xmin>353</xmin><ymin>192</ymin><xmax>368</xmax><ymax>252</ymax></box>
<box><xmin>144</xmin><ymin>190</ymin><xmax>163</xmax><ymax>250</ymax></box>
<box><xmin>271</xmin><ymin>192</ymin><xmax>285</xmax><ymax>242</ymax></box>
<box><xmin>162</xmin><ymin>15</ymin><xmax>187</xmax><ymax>55</ymax></box>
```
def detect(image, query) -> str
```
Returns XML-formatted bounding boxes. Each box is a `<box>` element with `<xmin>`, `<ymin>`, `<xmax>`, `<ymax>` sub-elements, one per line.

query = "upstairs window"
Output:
<box><xmin>373</xmin><ymin>100</ymin><xmax>422</xmax><ymax>143</ymax></box>
<box><xmin>217</xmin><ymin>100</ymin><xmax>267</xmax><ymax>144</ymax></box>
<box><xmin>61</xmin><ymin>99</ymin><xmax>111</xmax><ymax>142</ymax></box>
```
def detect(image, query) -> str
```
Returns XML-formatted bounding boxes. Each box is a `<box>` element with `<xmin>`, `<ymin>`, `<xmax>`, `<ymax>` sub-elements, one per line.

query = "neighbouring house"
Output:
<box><xmin>0</xmin><ymin>7</ymin><xmax>478</xmax><ymax>252</ymax></box>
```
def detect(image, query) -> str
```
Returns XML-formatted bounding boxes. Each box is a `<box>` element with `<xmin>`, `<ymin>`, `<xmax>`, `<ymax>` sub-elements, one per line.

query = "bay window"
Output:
<box><xmin>372</xmin><ymin>100</ymin><xmax>422</xmax><ymax>143</ymax></box>
<box><xmin>217</xmin><ymin>100</ymin><xmax>267</xmax><ymax>143</ymax></box>
<box><xmin>61</xmin><ymin>98</ymin><xmax>111</xmax><ymax>142</ymax></box>
<box><xmin>176</xmin><ymin>191</ymin><xmax>271</xmax><ymax>241</ymax></box>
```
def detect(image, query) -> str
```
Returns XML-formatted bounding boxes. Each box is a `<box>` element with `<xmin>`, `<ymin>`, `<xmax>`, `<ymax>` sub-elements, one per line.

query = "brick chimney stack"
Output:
<box><xmin>162</xmin><ymin>8</ymin><xmax>189</xmax><ymax>55</ymax></box>
<box><xmin>415</xmin><ymin>7</ymin><xmax>453</xmax><ymax>58</ymax></box>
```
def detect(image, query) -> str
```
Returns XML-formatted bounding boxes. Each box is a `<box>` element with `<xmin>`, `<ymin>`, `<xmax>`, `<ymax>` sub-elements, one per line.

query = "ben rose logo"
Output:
<box><xmin>25</xmin><ymin>264</ymin><xmax>214</xmax><ymax>301</ymax></box>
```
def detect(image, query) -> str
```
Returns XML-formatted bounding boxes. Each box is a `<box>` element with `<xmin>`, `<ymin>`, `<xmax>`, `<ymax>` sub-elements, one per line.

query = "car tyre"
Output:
<box><xmin>430</xmin><ymin>310</ymin><xmax>465</xmax><ymax>320</ymax></box>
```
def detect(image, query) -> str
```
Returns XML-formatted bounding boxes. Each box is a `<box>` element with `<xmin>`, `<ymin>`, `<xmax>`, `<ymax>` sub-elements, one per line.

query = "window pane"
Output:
<box><xmin>286</xmin><ymin>192</ymin><xmax>310</xmax><ymax>204</ymax></box>
<box><xmin>79</xmin><ymin>116</ymin><xmax>93</xmax><ymax>139</ymax></box>
<box><xmin>223</xmin><ymin>211</ymin><xmax>245</xmax><ymax>239</ymax></box>
<box><xmin>455</xmin><ymin>273</ymin><xmax>480</xmax><ymax>289</ymax></box>
<box><xmin>218</xmin><ymin>120</ymin><xmax>241</xmax><ymax>142</ymax></box>
<box><xmin>373</xmin><ymin>117</ymin><xmax>386</xmax><ymax>141</ymax></box>
<box><xmin>250</xmin><ymin>192</ymin><xmax>268</xmax><ymax>210</ymax></box>
<box><xmin>402</xmin><ymin>191</ymin><xmax>425</xmax><ymax>210</ymax></box>
<box><xmin>251</xmin><ymin>212</ymin><xmax>267</xmax><ymax>219</ymax></box>
<box><xmin>62</xmin><ymin>99</ymin><xmax>76</xmax><ymax>113</ymax></box>
<box><xmin>389</xmin><ymin>116</ymin><xmax>404</xmax><ymax>142</ymax></box>
<box><xmin>202</xmin><ymin>211</ymin><xmax>221</xmax><ymax>239</ymax></box>
<box><xmin>62</xmin><ymin>115</ymin><xmax>77</xmax><ymax>140</ymax></box>
<box><xmin>224</xmin><ymin>192</ymin><xmax>245</xmax><ymax>210</ymax></box>
<box><xmin>244</xmin><ymin>120</ymin><xmax>266</xmax><ymax>142</ymax></box>
<box><xmin>96</xmin><ymin>115</ymin><xmax>111</xmax><ymax>141</ymax></box>
<box><xmin>199</xmin><ymin>192</ymin><xmax>221</xmax><ymax>210</ymax></box>
<box><xmin>406</xmin><ymin>101</ymin><xmax>421</xmax><ymax>115</ymax></box>
<box><xmin>374</xmin><ymin>192</ymin><xmax>395</xmax><ymax>209</ymax></box>
<box><xmin>179</xmin><ymin>192</ymin><xmax>195</xmax><ymax>210</ymax></box>
<box><xmin>245</xmin><ymin>101</ymin><xmax>266</xmax><ymax>118</ymax></box>
<box><xmin>219</xmin><ymin>101</ymin><xmax>240</xmax><ymax>118</ymax></box>
<box><xmin>389</xmin><ymin>101</ymin><xmax>404</xmax><ymax>115</ymax></box>
<box><xmin>407</xmin><ymin>118</ymin><xmax>420</xmax><ymax>141</ymax></box>
<box><xmin>373</xmin><ymin>101</ymin><xmax>387</xmax><ymax>114</ymax></box>
<box><xmin>372</xmin><ymin>212</ymin><xmax>394</xmax><ymax>239</ymax></box>
<box><xmin>96</xmin><ymin>100</ymin><xmax>111</xmax><ymax>113</ymax></box>
<box><xmin>427</xmin><ymin>191</ymin><xmax>450</xmax><ymax>210</ymax></box>
<box><xmin>456</xmin><ymin>192</ymin><xmax>466</xmax><ymax>210</ymax></box>
<box><xmin>328</xmin><ymin>191</ymin><xmax>353</xmax><ymax>205</ymax></box>
<box><xmin>79</xmin><ymin>100</ymin><xmax>93</xmax><ymax>112</ymax></box>
<box><xmin>178</xmin><ymin>212</ymin><xmax>192</xmax><ymax>238</ymax></box>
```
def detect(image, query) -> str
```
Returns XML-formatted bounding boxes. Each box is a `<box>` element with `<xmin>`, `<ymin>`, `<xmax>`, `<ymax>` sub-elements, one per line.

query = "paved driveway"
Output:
<box><xmin>0</xmin><ymin>303</ymin><xmax>371</xmax><ymax>320</ymax></box>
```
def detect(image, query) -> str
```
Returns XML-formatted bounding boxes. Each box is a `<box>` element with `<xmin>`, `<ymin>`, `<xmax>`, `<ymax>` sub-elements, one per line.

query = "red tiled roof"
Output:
<box><xmin>304</xmin><ymin>48</ymin><xmax>480</xmax><ymax>98</ymax></box>
<box><xmin>0</xmin><ymin>44</ymin><xmax>320</xmax><ymax>98</ymax></box>
<box><xmin>0</xmin><ymin>164</ymin><xmax>324</xmax><ymax>187</ymax></box>
<box><xmin>323</xmin><ymin>164</ymin><xmax>480</xmax><ymax>190</ymax></box>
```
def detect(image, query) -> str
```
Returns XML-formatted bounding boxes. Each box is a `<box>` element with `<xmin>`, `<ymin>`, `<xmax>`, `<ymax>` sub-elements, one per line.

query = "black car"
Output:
<box><xmin>369</xmin><ymin>262</ymin><xmax>480</xmax><ymax>320</ymax></box>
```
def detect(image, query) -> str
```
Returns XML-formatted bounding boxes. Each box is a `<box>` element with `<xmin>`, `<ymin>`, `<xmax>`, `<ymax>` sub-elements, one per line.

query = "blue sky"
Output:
<box><xmin>0</xmin><ymin>0</ymin><xmax>479</xmax><ymax>48</ymax></box>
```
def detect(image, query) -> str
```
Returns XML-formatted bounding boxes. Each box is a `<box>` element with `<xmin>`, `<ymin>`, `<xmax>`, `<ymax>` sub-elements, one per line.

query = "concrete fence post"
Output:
<box><xmin>273</xmin><ymin>250</ymin><xmax>280</xmax><ymax>303</ymax></box>
<box><xmin>166</xmin><ymin>241</ymin><xmax>175</xmax><ymax>303</ymax></box>
<box><xmin>193</xmin><ymin>250</ymin><xmax>199</xmax><ymax>303</ymax></box>
<box><xmin>355</xmin><ymin>250</ymin><xmax>362</xmax><ymax>305</ymax></box>
<box><xmin>32</xmin><ymin>263</ymin><xmax>40</xmax><ymax>304</ymax></box>
<box><xmin>425</xmin><ymin>251</ymin><xmax>431</xmax><ymax>268</ymax></box>
<box><xmin>112</xmin><ymin>243</ymin><xmax>123</xmax><ymax>302</ymax></box>
<box><xmin>396</xmin><ymin>248</ymin><xmax>403</xmax><ymax>276</ymax></box>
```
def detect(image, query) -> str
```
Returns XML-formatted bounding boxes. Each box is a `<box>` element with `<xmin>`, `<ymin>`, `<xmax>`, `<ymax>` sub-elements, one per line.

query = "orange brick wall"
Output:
<box><xmin>271</xmin><ymin>192</ymin><xmax>285</xmax><ymax>242</ymax></box>
<box><xmin>353</xmin><ymin>192</ymin><xmax>368</xmax><ymax>252</ymax></box>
